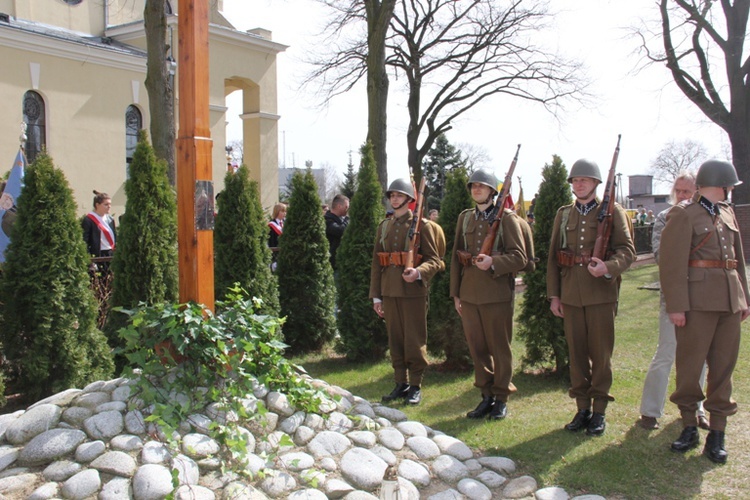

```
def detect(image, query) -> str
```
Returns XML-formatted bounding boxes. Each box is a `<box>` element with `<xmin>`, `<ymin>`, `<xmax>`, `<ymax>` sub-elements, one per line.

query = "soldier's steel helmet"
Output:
<box><xmin>467</xmin><ymin>169</ymin><xmax>499</xmax><ymax>192</ymax></box>
<box><xmin>386</xmin><ymin>178</ymin><xmax>416</xmax><ymax>200</ymax></box>
<box><xmin>696</xmin><ymin>160</ymin><xmax>742</xmax><ymax>187</ymax></box>
<box><xmin>568</xmin><ymin>159</ymin><xmax>602</xmax><ymax>183</ymax></box>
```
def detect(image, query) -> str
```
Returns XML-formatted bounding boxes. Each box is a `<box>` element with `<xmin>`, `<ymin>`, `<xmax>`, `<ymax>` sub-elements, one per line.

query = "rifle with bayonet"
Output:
<box><xmin>404</xmin><ymin>177</ymin><xmax>427</xmax><ymax>269</ymax></box>
<box><xmin>592</xmin><ymin>134</ymin><xmax>622</xmax><ymax>261</ymax></box>
<box><xmin>478</xmin><ymin>144</ymin><xmax>522</xmax><ymax>257</ymax></box>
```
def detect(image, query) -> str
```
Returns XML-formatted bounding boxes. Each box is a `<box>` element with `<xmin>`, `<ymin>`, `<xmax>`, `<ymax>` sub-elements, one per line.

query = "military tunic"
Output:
<box><xmin>369</xmin><ymin>211</ymin><xmax>446</xmax><ymax>387</ymax></box>
<box><xmin>660</xmin><ymin>195</ymin><xmax>749</xmax><ymax>431</ymax></box>
<box><xmin>547</xmin><ymin>202</ymin><xmax>635</xmax><ymax>413</ymax></box>
<box><xmin>449</xmin><ymin>207</ymin><xmax>528</xmax><ymax>401</ymax></box>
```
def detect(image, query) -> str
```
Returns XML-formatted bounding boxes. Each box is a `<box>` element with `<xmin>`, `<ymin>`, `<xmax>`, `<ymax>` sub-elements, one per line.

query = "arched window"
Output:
<box><xmin>23</xmin><ymin>91</ymin><xmax>46</xmax><ymax>163</ymax></box>
<box><xmin>125</xmin><ymin>105</ymin><xmax>142</xmax><ymax>170</ymax></box>
<box><xmin>165</xmin><ymin>1</ymin><xmax>173</xmax><ymax>15</ymax></box>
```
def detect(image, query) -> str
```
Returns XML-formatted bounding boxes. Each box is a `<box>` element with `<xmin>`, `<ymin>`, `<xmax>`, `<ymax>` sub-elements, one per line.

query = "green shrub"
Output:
<box><xmin>335</xmin><ymin>143</ymin><xmax>387</xmax><ymax>360</ymax></box>
<box><xmin>214</xmin><ymin>165</ymin><xmax>278</xmax><ymax>314</ymax></box>
<box><xmin>427</xmin><ymin>166</ymin><xmax>473</xmax><ymax>369</ymax></box>
<box><xmin>107</xmin><ymin>130</ymin><xmax>178</xmax><ymax>348</ymax></box>
<box><xmin>277</xmin><ymin>170</ymin><xmax>337</xmax><ymax>354</ymax></box>
<box><xmin>517</xmin><ymin>155</ymin><xmax>572</xmax><ymax>375</ymax></box>
<box><xmin>0</xmin><ymin>152</ymin><xmax>113</xmax><ymax>400</ymax></box>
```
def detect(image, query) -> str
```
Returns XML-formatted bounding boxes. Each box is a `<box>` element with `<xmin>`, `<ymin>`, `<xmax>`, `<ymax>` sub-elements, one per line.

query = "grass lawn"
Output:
<box><xmin>294</xmin><ymin>263</ymin><xmax>750</xmax><ymax>499</ymax></box>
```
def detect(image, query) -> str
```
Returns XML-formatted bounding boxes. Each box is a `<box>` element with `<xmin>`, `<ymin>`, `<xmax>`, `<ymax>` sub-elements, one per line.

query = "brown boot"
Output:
<box><xmin>638</xmin><ymin>415</ymin><xmax>659</xmax><ymax>430</ymax></box>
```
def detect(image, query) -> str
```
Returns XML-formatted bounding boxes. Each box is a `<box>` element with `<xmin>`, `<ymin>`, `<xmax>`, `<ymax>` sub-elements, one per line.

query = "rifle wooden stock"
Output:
<box><xmin>592</xmin><ymin>134</ymin><xmax>622</xmax><ymax>261</ymax></box>
<box><xmin>479</xmin><ymin>144</ymin><xmax>521</xmax><ymax>257</ymax></box>
<box><xmin>404</xmin><ymin>177</ymin><xmax>427</xmax><ymax>269</ymax></box>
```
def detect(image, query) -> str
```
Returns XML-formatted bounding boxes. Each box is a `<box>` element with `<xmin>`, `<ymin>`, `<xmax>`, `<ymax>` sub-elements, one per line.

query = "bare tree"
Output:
<box><xmin>456</xmin><ymin>142</ymin><xmax>492</xmax><ymax>172</ymax></box>
<box><xmin>321</xmin><ymin>161</ymin><xmax>343</xmax><ymax>203</ymax></box>
<box><xmin>637</xmin><ymin>0</ymin><xmax>750</xmax><ymax>203</ymax></box>
<box><xmin>308</xmin><ymin>0</ymin><xmax>585</xmax><ymax>186</ymax></box>
<box><xmin>227</xmin><ymin>139</ymin><xmax>244</xmax><ymax>166</ymax></box>
<box><xmin>649</xmin><ymin>139</ymin><xmax>708</xmax><ymax>184</ymax></box>
<box><xmin>143</xmin><ymin>0</ymin><xmax>176</xmax><ymax>185</ymax></box>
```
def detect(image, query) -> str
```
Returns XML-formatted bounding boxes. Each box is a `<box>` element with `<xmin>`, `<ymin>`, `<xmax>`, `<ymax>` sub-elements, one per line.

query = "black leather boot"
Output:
<box><xmin>488</xmin><ymin>400</ymin><xmax>507</xmax><ymax>420</ymax></box>
<box><xmin>467</xmin><ymin>395</ymin><xmax>495</xmax><ymax>419</ymax></box>
<box><xmin>564</xmin><ymin>409</ymin><xmax>592</xmax><ymax>432</ymax></box>
<box><xmin>671</xmin><ymin>426</ymin><xmax>699</xmax><ymax>452</ymax></box>
<box><xmin>405</xmin><ymin>385</ymin><xmax>421</xmax><ymax>405</ymax></box>
<box><xmin>382</xmin><ymin>383</ymin><xmax>409</xmax><ymax>403</ymax></box>
<box><xmin>586</xmin><ymin>413</ymin><xmax>606</xmax><ymax>436</ymax></box>
<box><xmin>703</xmin><ymin>430</ymin><xmax>727</xmax><ymax>464</ymax></box>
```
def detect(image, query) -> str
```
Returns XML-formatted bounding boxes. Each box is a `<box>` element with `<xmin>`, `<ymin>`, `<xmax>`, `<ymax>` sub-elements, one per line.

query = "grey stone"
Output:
<box><xmin>369</xmin><ymin>445</ymin><xmax>397</xmax><ymax>466</ymax></box>
<box><xmin>187</xmin><ymin>413</ymin><xmax>213</xmax><ymax>434</ymax></box>
<box><xmin>242</xmin><ymin>453</ymin><xmax>271</xmax><ymax>477</ymax></box>
<box><xmin>99</xmin><ymin>477</ymin><xmax>132</xmax><ymax>500</ymax></box>
<box><xmin>303</xmin><ymin>413</ymin><xmax>325</xmax><ymax>431</ymax></box>
<box><xmin>141</xmin><ymin>441</ymin><xmax>171</xmax><ymax>464</ymax></box>
<box><xmin>372</xmin><ymin>405</ymin><xmax>407</xmax><ymax>422</ymax></box>
<box><xmin>278</xmin><ymin>451</ymin><xmax>315</xmax><ymax>471</ymax></box>
<box><xmin>17</xmin><ymin>428</ymin><xmax>87</xmax><ymax>467</ymax></box>
<box><xmin>571</xmin><ymin>496</ymin><xmax>606</xmax><ymax>500</ymax></box>
<box><xmin>62</xmin><ymin>407</ymin><xmax>94</xmax><ymax>428</ymax></box>
<box><xmin>0</xmin><ymin>412</ymin><xmax>22</xmax><ymax>442</ymax></box>
<box><xmin>0</xmin><ymin>466</ymin><xmax>29</xmax><ymax>479</ymax></box>
<box><xmin>197</xmin><ymin>457</ymin><xmax>222</xmax><ymax>471</ymax></box>
<box><xmin>28</xmin><ymin>481</ymin><xmax>60</xmax><ymax>500</ymax></box>
<box><xmin>536</xmin><ymin>486</ymin><xmax>570</xmax><ymax>500</ymax></box>
<box><xmin>29</xmin><ymin>388</ymin><xmax>81</xmax><ymax>409</ymax></box>
<box><xmin>83</xmin><ymin>410</ymin><xmax>124</xmax><ymax>440</ymax></box>
<box><xmin>426</xmin><ymin>488</ymin><xmax>464</xmax><ymax>500</ymax></box>
<box><xmin>5</xmin><ymin>404</ymin><xmax>62</xmax><ymax>445</ymax></box>
<box><xmin>432</xmin><ymin>434</ymin><xmax>473</xmax><ymax>461</ymax></box>
<box><xmin>82</xmin><ymin>380</ymin><xmax>107</xmax><ymax>393</ymax></box>
<box><xmin>324</xmin><ymin>478</ymin><xmax>354</xmax><ymax>499</ymax></box>
<box><xmin>255</xmin><ymin>430</ymin><xmax>294</xmax><ymax>455</ymax></box>
<box><xmin>325</xmin><ymin>411</ymin><xmax>353</xmax><ymax>433</ymax></box>
<box><xmin>396</xmin><ymin>421</ymin><xmax>428</xmax><ymax>437</ymax></box>
<box><xmin>43</xmin><ymin>460</ymin><xmax>82</xmax><ymax>481</ymax></box>
<box><xmin>278</xmin><ymin>411</ymin><xmax>306</xmax><ymax>435</ymax></box>
<box><xmin>246</xmin><ymin>412</ymin><xmax>278</xmax><ymax>435</ymax></box>
<box><xmin>464</xmin><ymin>458</ymin><xmax>482</xmax><ymax>472</ymax></box>
<box><xmin>340</xmin><ymin>447</ymin><xmax>387</xmax><ymax>491</ymax></box>
<box><xmin>307</xmin><ymin>430</ymin><xmax>351</xmax><ymax>458</ymax></box>
<box><xmin>319</xmin><ymin>456</ymin><xmax>337</xmax><ymax>472</ymax></box>
<box><xmin>266</xmin><ymin>391</ymin><xmax>295</xmax><ymax>417</ymax></box>
<box><xmin>288</xmin><ymin>489</ymin><xmax>328</xmax><ymax>500</ymax></box>
<box><xmin>341</xmin><ymin>492</ymin><xmax>379</xmax><ymax>500</ymax></box>
<box><xmin>258</xmin><ymin>470</ymin><xmax>297</xmax><ymax>497</ymax></box>
<box><xmin>0</xmin><ymin>446</ymin><xmax>19</xmax><ymax>472</ymax></box>
<box><xmin>432</xmin><ymin>455</ymin><xmax>469</xmax><ymax>484</ymax></box>
<box><xmin>172</xmin><ymin>454</ymin><xmax>200</xmax><ymax>485</ymax></box>
<box><xmin>75</xmin><ymin>440</ymin><xmax>106</xmax><ymax>463</ymax></box>
<box><xmin>0</xmin><ymin>472</ymin><xmax>37</xmax><ymax>494</ymax></box>
<box><xmin>502</xmin><ymin>475</ymin><xmax>538</xmax><ymax>499</ymax></box>
<box><xmin>132</xmin><ymin>464</ymin><xmax>174</xmax><ymax>500</ymax></box>
<box><xmin>294</xmin><ymin>426</ymin><xmax>315</xmax><ymax>447</ymax></box>
<box><xmin>406</xmin><ymin>435</ymin><xmax>440</xmax><ymax>459</ymax></box>
<box><xmin>182</xmin><ymin>433</ymin><xmax>220</xmax><ymax>458</ymax></box>
<box><xmin>61</xmin><ymin>468</ymin><xmax>102</xmax><ymax>499</ymax></box>
<box><xmin>397</xmin><ymin>459</ymin><xmax>431</xmax><ymax>487</ymax></box>
<box><xmin>222</xmin><ymin>481</ymin><xmax>269</xmax><ymax>499</ymax></box>
<box><xmin>457</xmin><ymin>477</ymin><xmax>492</xmax><ymax>500</ymax></box>
<box><xmin>347</xmin><ymin>430</ymin><xmax>377</xmax><ymax>448</ymax></box>
<box><xmin>124</xmin><ymin>410</ymin><xmax>147</xmax><ymax>435</ymax></box>
<box><xmin>299</xmin><ymin>468</ymin><xmax>326</xmax><ymax>487</ymax></box>
<box><xmin>90</xmin><ymin>450</ymin><xmax>138</xmax><ymax>477</ymax></box>
<box><xmin>352</xmin><ymin>403</ymin><xmax>376</xmax><ymax>420</ymax></box>
<box><xmin>475</xmin><ymin>470</ymin><xmax>506</xmax><ymax>488</ymax></box>
<box><xmin>377</xmin><ymin>427</ymin><xmax>405</xmax><ymax>451</ymax></box>
<box><xmin>477</xmin><ymin>456</ymin><xmax>516</xmax><ymax>475</ymax></box>
<box><xmin>396</xmin><ymin>477</ymin><xmax>420</xmax><ymax>500</ymax></box>
<box><xmin>96</xmin><ymin>401</ymin><xmax>128</xmax><ymax>413</ymax></box>
<box><xmin>111</xmin><ymin>385</ymin><xmax>132</xmax><ymax>402</ymax></box>
<box><xmin>74</xmin><ymin>391</ymin><xmax>110</xmax><ymax>410</ymax></box>
<box><xmin>175</xmin><ymin>484</ymin><xmax>216</xmax><ymax>500</ymax></box>
<box><xmin>111</xmin><ymin>434</ymin><xmax>144</xmax><ymax>452</ymax></box>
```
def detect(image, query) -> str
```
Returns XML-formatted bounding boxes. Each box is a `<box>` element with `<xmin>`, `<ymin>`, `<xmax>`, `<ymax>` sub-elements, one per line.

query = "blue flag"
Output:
<box><xmin>0</xmin><ymin>150</ymin><xmax>25</xmax><ymax>263</ymax></box>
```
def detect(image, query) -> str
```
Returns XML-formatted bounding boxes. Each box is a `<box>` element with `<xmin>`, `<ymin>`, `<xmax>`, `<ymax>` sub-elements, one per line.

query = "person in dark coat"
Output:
<box><xmin>82</xmin><ymin>190</ymin><xmax>116</xmax><ymax>272</ymax></box>
<box><xmin>324</xmin><ymin>194</ymin><xmax>350</xmax><ymax>270</ymax></box>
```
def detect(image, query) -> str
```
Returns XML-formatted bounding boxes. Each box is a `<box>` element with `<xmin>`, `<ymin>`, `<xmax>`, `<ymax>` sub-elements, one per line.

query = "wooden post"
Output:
<box><xmin>176</xmin><ymin>0</ymin><xmax>215</xmax><ymax>311</ymax></box>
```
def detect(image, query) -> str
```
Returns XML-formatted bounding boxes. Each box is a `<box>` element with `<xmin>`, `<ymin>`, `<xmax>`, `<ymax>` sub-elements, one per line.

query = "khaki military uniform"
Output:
<box><xmin>369</xmin><ymin>211</ymin><xmax>446</xmax><ymax>387</ymax></box>
<box><xmin>547</xmin><ymin>202</ymin><xmax>635</xmax><ymax>414</ymax></box>
<box><xmin>449</xmin><ymin>207</ymin><xmax>528</xmax><ymax>402</ymax></box>
<box><xmin>660</xmin><ymin>195</ymin><xmax>749</xmax><ymax>431</ymax></box>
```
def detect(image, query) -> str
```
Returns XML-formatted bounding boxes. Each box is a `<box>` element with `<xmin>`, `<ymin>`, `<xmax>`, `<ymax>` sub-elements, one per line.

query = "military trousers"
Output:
<box><xmin>460</xmin><ymin>300</ymin><xmax>516</xmax><ymax>402</ymax></box>
<box><xmin>382</xmin><ymin>296</ymin><xmax>428</xmax><ymax>387</ymax></box>
<box><xmin>671</xmin><ymin>310</ymin><xmax>741</xmax><ymax>431</ymax></box>
<box><xmin>563</xmin><ymin>302</ymin><xmax>616</xmax><ymax>414</ymax></box>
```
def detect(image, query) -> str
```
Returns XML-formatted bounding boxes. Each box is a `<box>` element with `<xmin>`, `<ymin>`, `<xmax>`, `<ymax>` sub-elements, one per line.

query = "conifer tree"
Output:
<box><xmin>427</xmin><ymin>166</ymin><xmax>473</xmax><ymax>369</ymax></box>
<box><xmin>339</xmin><ymin>151</ymin><xmax>357</xmax><ymax>199</ymax></box>
<box><xmin>277</xmin><ymin>169</ymin><xmax>337</xmax><ymax>354</ymax></box>
<box><xmin>335</xmin><ymin>143</ymin><xmax>386</xmax><ymax>360</ymax></box>
<box><xmin>423</xmin><ymin>133</ymin><xmax>465</xmax><ymax>211</ymax></box>
<box><xmin>107</xmin><ymin>130</ymin><xmax>178</xmax><ymax>343</ymax></box>
<box><xmin>214</xmin><ymin>165</ymin><xmax>279</xmax><ymax>313</ymax></box>
<box><xmin>0</xmin><ymin>152</ymin><xmax>113</xmax><ymax>400</ymax></box>
<box><xmin>517</xmin><ymin>155</ymin><xmax>572</xmax><ymax>375</ymax></box>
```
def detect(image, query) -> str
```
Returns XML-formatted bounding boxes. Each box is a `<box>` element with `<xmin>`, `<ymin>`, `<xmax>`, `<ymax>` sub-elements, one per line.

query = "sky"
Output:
<box><xmin>220</xmin><ymin>0</ymin><xmax>729</xmax><ymax>201</ymax></box>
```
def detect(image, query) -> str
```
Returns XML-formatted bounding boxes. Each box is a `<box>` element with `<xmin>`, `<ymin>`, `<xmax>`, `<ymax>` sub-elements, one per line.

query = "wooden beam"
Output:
<box><xmin>176</xmin><ymin>0</ymin><xmax>215</xmax><ymax>311</ymax></box>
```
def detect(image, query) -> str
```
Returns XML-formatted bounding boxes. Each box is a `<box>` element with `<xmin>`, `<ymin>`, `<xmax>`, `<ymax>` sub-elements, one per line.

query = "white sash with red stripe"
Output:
<box><xmin>87</xmin><ymin>213</ymin><xmax>115</xmax><ymax>250</ymax></box>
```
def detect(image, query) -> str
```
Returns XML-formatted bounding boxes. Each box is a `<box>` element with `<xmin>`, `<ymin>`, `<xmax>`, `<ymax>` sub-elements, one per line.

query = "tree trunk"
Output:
<box><xmin>728</xmin><ymin>120</ymin><xmax>750</xmax><ymax>204</ymax></box>
<box><xmin>365</xmin><ymin>0</ymin><xmax>396</xmax><ymax>192</ymax></box>
<box><xmin>144</xmin><ymin>0</ymin><xmax>176</xmax><ymax>186</ymax></box>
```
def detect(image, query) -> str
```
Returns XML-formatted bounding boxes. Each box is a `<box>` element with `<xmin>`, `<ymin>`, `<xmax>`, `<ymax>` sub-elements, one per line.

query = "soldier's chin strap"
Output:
<box><xmin>723</xmin><ymin>187</ymin><xmax>730</xmax><ymax>202</ymax></box>
<box><xmin>391</xmin><ymin>197</ymin><xmax>412</xmax><ymax>211</ymax></box>
<box><xmin>477</xmin><ymin>190</ymin><xmax>496</xmax><ymax>206</ymax></box>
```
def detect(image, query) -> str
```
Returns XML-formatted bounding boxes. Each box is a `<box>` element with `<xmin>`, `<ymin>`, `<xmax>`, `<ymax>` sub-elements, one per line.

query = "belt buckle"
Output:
<box><xmin>725</xmin><ymin>259</ymin><xmax>736</xmax><ymax>270</ymax></box>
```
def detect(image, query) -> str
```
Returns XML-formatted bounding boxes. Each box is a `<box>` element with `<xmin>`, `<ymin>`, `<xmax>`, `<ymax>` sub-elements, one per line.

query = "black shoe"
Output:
<box><xmin>671</xmin><ymin>426</ymin><xmax>699</xmax><ymax>453</ymax></box>
<box><xmin>703</xmin><ymin>430</ymin><xmax>727</xmax><ymax>464</ymax></box>
<box><xmin>406</xmin><ymin>385</ymin><xmax>421</xmax><ymax>405</ymax></box>
<box><xmin>382</xmin><ymin>383</ymin><xmax>409</xmax><ymax>403</ymax></box>
<box><xmin>467</xmin><ymin>395</ymin><xmax>495</xmax><ymax>419</ymax></box>
<box><xmin>564</xmin><ymin>409</ymin><xmax>592</xmax><ymax>432</ymax></box>
<box><xmin>488</xmin><ymin>400</ymin><xmax>507</xmax><ymax>420</ymax></box>
<box><xmin>586</xmin><ymin>412</ymin><xmax>606</xmax><ymax>436</ymax></box>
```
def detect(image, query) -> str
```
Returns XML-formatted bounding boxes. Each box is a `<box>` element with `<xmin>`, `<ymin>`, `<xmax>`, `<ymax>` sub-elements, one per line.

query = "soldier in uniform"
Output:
<box><xmin>370</xmin><ymin>178</ymin><xmax>446</xmax><ymax>405</ymax></box>
<box><xmin>450</xmin><ymin>169</ymin><xmax>528</xmax><ymax>420</ymax></box>
<box><xmin>547</xmin><ymin>159</ymin><xmax>635</xmax><ymax>436</ymax></box>
<box><xmin>660</xmin><ymin>160</ymin><xmax>750</xmax><ymax>464</ymax></box>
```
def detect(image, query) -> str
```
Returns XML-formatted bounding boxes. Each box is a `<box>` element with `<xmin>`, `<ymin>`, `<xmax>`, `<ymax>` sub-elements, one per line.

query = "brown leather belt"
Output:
<box><xmin>556</xmin><ymin>249</ymin><xmax>592</xmax><ymax>267</ymax></box>
<box><xmin>688</xmin><ymin>259</ymin><xmax>738</xmax><ymax>270</ymax></box>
